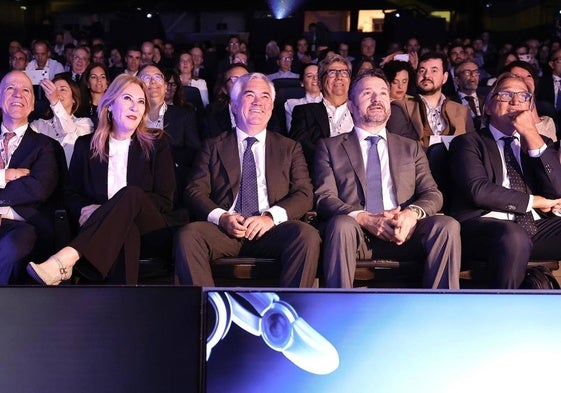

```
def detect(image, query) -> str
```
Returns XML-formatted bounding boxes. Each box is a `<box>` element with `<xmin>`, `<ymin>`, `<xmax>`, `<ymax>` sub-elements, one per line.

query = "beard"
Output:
<box><xmin>360</xmin><ymin>105</ymin><xmax>390</xmax><ymax>125</ymax></box>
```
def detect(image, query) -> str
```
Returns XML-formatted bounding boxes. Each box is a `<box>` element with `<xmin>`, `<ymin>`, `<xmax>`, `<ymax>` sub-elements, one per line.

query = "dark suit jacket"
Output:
<box><xmin>185</xmin><ymin>130</ymin><xmax>313</xmax><ymax>222</ymax></box>
<box><xmin>0</xmin><ymin>127</ymin><xmax>60</xmax><ymax>238</ymax></box>
<box><xmin>64</xmin><ymin>133</ymin><xmax>175</xmax><ymax>225</ymax></box>
<box><xmin>314</xmin><ymin>130</ymin><xmax>443</xmax><ymax>220</ymax></box>
<box><xmin>289</xmin><ymin>101</ymin><xmax>331</xmax><ymax>169</ymax></box>
<box><xmin>163</xmin><ymin>104</ymin><xmax>201</xmax><ymax>208</ymax></box>
<box><xmin>536</xmin><ymin>71</ymin><xmax>556</xmax><ymax>106</ymax></box>
<box><xmin>387</xmin><ymin>95</ymin><xmax>475</xmax><ymax>148</ymax></box>
<box><xmin>202</xmin><ymin>100</ymin><xmax>232</xmax><ymax>140</ymax></box>
<box><xmin>448</xmin><ymin>128</ymin><xmax>561</xmax><ymax>223</ymax></box>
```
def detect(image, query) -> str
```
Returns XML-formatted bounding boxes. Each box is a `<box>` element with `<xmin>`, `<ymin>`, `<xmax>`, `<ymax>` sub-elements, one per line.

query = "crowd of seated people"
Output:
<box><xmin>3</xmin><ymin>28</ymin><xmax>561</xmax><ymax>290</ymax></box>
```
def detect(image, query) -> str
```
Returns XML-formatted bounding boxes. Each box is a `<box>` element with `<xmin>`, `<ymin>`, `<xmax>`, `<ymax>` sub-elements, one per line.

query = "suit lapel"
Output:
<box><xmin>342</xmin><ymin>130</ymin><xmax>367</xmax><ymax>195</ymax></box>
<box><xmin>264</xmin><ymin>132</ymin><xmax>281</xmax><ymax>204</ymax></box>
<box><xmin>126</xmin><ymin>137</ymin><xmax>145</xmax><ymax>185</ymax></box>
<box><xmin>8</xmin><ymin>128</ymin><xmax>35</xmax><ymax>167</ymax></box>
<box><xmin>480</xmin><ymin>128</ymin><xmax>504</xmax><ymax>184</ymax></box>
<box><xmin>217</xmin><ymin>131</ymin><xmax>241</xmax><ymax>194</ymax></box>
<box><xmin>315</xmin><ymin>104</ymin><xmax>331</xmax><ymax>138</ymax></box>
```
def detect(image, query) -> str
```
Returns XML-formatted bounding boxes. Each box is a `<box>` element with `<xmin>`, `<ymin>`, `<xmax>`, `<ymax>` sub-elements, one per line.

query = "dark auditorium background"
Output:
<box><xmin>0</xmin><ymin>0</ymin><xmax>559</xmax><ymax>67</ymax></box>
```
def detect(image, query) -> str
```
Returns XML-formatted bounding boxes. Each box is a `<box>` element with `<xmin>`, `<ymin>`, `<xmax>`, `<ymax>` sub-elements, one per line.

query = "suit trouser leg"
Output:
<box><xmin>460</xmin><ymin>218</ymin><xmax>531</xmax><ymax>289</ymax></box>
<box><xmin>322</xmin><ymin>215</ymin><xmax>363</xmax><ymax>288</ymax></box>
<box><xmin>174</xmin><ymin>221</ymin><xmax>243</xmax><ymax>286</ymax></box>
<box><xmin>322</xmin><ymin>215</ymin><xmax>461</xmax><ymax>289</ymax></box>
<box><xmin>240</xmin><ymin>221</ymin><xmax>320</xmax><ymax>287</ymax></box>
<box><xmin>529</xmin><ymin>216</ymin><xmax>561</xmax><ymax>260</ymax></box>
<box><xmin>70</xmin><ymin>186</ymin><xmax>169</xmax><ymax>283</ymax></box>
<box><xmin>0</xmin><ymin>220</ymin><xmax>36</xmax><ymax>284</ymax></box>
<box><xmin>415</xmin><ymin>215</ymin><xmax>461</xmax><ymax>289</ymax></box>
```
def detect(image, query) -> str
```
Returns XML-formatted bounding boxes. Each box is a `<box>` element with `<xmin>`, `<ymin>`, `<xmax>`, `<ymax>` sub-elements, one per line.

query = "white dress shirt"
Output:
<box><xmin>483</xmin><ymin>125</ymin><xmax>546</xmax><ymax>221</ymax></box>
<box><xmin>348</xmin><ymin>127</ymin><xmax>398</xmax><ymax>220</ymax></box>
<box><xmin>207</xmin><ymin>128</ymin><xmax>288</xmax><ymax>226</ymax></box>
<box><xmin>323</xmin><ymin>99</ymin><xmax>353</xmax><ymax>137</ymax></box>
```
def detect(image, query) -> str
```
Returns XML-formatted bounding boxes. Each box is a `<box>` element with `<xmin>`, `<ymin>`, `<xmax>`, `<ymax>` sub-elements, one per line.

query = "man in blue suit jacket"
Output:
<box><xmin>0</xmin><ymin>71</ymin><xmax>59</xmax><ymax>283</ymax></box>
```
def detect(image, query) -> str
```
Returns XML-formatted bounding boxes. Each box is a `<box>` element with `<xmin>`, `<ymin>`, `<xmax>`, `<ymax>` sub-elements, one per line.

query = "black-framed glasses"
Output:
<box><xmin>325</xmin><ymin>69</ymin><xmax>350</xmax><ymax>78</ymax></box>
<box><xmin>280</xmin><ymin>56</ymin><xmax>293</xmax><ymax>62</ymax></box>
<box><xmin>493</xmin><ymin>90</ymin><xmax>532</xmax><ymax>102</ymax></box>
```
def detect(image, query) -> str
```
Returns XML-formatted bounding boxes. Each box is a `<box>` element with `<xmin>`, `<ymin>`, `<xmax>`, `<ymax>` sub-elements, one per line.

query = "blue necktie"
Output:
<box><xmin>235</xmin><ymin>137</ymin><xmax>259</xmax><ymax>217</ymax></box>
<box><xmin>502</xmin><ymin>136</ymin><xmax>538</xmax><ymax>237</ymax></box>
<box><xmin>366</xmin><ymin>135</ymin><xmax>384</xmax><ymax>214</ymax></box>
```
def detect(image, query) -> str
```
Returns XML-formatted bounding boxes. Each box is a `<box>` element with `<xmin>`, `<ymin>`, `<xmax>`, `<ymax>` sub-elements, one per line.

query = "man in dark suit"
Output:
<box><xmin>202</xmin><ymin>63</ymin><xmax>249</xmax><ymax>140</ymax></box>
<box><xmin>314</xmin><ymin>69</ymin><xmax>461</xmax><ymax>289</ymax></box>
<box><xmin>387</xmin><ymin>51</ymin><xmax>475</xmax><ymax>148</ymax></box>
<box><xmin>449</xmin><ymin>60</ymin><xmax>485</xmax><ymax>130</ymax></box>
<box><xmin>290</xmin><ymin>54</ymin><xmax>353</xmax><ymax>169</ymax></box>
<box><xmin>138</xmin><ymin>64</ymin><xmax>201</xmax><ymax>221</ymax></box>
<box><xmin>0</xmin><ymin>71</ymin><xmax>60</xmax><ymax>283</ymax></box>
<box><xmin>175</xmin><ymin>72</ymin><xmax>320</xmax><ymax>287</ymax></box>
<box><xmin>449</xmin><ymin>72</ymin><xmax>561</xmax><ymax>289</ymax></box>
<box><xmin>536</xmin><ymin>48</ymin><xmax>561</xmax><ymax>116</ymax></box>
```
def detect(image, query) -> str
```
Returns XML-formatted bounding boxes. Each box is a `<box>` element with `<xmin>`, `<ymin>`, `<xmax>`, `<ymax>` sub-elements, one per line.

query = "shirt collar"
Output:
<box><xmin>355</xmin><ymin>126</ymin><xmax>387</xmax><ymax>141</ymax></box>
<box><xmin>489</xmin><ymin>124</ymin><xmax>520</xmax><ymax>142</ymax></box>
<box><xmin>1</xmin><ymin>123</ymin><xmax>28</xmax><ymax>138</ymax></box>
<box><xmin>235</xmin><ymin>127</ymin><xmax>267</xmax><ymax>145</ymax></box>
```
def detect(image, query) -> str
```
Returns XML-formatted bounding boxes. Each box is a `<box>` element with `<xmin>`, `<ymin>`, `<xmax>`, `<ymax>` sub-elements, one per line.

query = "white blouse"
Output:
<box><xmin>31</xmin><ymin>101</ymin><xmax>94</xmax><ymax>166</ymax></box>
<box><xmin>107</xmin><ymin>136</ymin><xmax>130</xmax><ymax>199</ymax></box>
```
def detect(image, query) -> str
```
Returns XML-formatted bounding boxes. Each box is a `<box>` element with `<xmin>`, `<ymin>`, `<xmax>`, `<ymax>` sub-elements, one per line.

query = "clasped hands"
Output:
<box><xmin>534</xmin><ymin>195</ymin><xmax>561</xmax><ymax>215</ymax></box>
<box><xmin>219</xmin><ymin>212</ymin><xmax>274</xmax><ymax>241</ymax></box>
<box><xmin>5</xmin><ymin>168</ymin><xmax>30</xmax><ymax>182</ymax></box>
<box><xmin>357</xmin><ymin>206</ymin><xmax>417</xmax><ymax>245</ymax></box>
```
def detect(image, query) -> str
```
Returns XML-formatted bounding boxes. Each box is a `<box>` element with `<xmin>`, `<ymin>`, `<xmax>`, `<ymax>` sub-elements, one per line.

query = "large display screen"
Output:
<box><xmin>203</xmin><ymin>289</ymin><xmax>561</xmax><ymax>393</ymax></box>
<box><xmin>0</xmin><ymin>286</ymin><xmax>201</xmax><ymax>393</ymax></box>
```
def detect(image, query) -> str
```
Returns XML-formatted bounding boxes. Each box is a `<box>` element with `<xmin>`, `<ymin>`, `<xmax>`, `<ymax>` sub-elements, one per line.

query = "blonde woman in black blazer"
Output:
<box><xmin>28</xmin><ymin>74</ymin><xmax>176</xmax><ymax>285</ymax></box>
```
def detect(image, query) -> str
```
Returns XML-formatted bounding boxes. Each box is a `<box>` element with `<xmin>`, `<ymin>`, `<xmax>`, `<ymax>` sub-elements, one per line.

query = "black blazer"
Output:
<box><xmin>0</xmin><ymin>128</ymin><xmax>61</xmax><ymax>256</ymax></box>
<box><xmin>289</xmin><ymin>102</ymin><xmax>330</xmax><ymax>169</ymax></box>
<box><xmin>64</xmin><ymin>133</ymin><xmax>175</xmax><ymax>225</ymax></box>
<box><xmin>202</xmin><ymin>100</ymin><xmax>232</xmax><ymax>140</ymax></box>
<box><xmin>448</xmin><ymin>128</ymin><xmax>561</xmax><ymax>222</ymax></box>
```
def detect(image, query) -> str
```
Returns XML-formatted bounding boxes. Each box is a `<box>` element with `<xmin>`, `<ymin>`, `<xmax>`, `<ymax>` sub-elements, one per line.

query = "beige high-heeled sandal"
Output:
<box><xmin>27</xmin><ymin>255</ymin><xmax>73</xmax><ymax>285</ymax></box>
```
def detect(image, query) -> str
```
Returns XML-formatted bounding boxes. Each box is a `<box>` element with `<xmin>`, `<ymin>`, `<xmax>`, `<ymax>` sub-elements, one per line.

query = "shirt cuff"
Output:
<box><xmin>527</xmin><ymin>195</ymin><xmax>534</xmax><ymax>212</ymax></box>
<box><xmin>263</xmin><ymin>206</ymin><xmax>287</xmax><ymax>225</ymax></box>
<box><xmin>208</xmin><ymin>208</ymin><xmax>228</xmax><ymax>226</ymax></box>
<box><xmin>528</xmin><ymin>144</ymin><xmax>547</xmax><ymax>157</ymax></box>
<box><xmin>348</xmin><ymin>210</ymin><xmax>366</xmax><ymax>221</ymax></box>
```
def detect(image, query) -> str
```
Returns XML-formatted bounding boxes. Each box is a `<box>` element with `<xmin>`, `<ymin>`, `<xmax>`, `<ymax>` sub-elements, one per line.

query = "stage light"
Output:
<box><xmin>267</xmin><ymin>0</ymin><xmax>303</xmax><ymax>19</ymax></box>
<box><xmin>146</xmin><ymin>13</ymin><xmax>152</xmax><ymax>18</ymax></box>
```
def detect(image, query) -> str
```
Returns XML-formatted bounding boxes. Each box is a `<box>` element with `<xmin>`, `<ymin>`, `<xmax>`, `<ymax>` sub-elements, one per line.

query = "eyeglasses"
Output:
<box><xmin>228</xmin><ymin>42</ymin><xmax>240</xmax><ymax>47</ymax></box>
<box><xmin>325</xmin><ymin>69</ymin><xmax>350</xmax><ymax>78</ymax></box>
<box><xmin>459</xmin><ymin>69</ymin><xmax>480</xmax><ymax>77</ymax></box>
<box><xmin>139</xmin><ymin>74</ymin><xmax>165</xmax><ymax>84</ymax></box>
<box><xmin>493</xmin><ymin>90</ymin><xmax>533</xmax><ymax>102</ymax></box>
<box><xmin>226</xmin><ymin>76</ymin><xmax>240</xmax><ymax>84</ymax></box>
<box><xmin>280</xmin><ymin>56</ymin><xmax>293</xmax><ymax>62</ymax></box>
<box><xmin>167</xmin><ymin>82</ymin><xmax>177</xmax><ymax>88</ymax></box>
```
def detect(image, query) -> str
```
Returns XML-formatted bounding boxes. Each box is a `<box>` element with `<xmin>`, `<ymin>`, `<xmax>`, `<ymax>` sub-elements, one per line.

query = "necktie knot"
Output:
<box><xmin>366</xmin><ymin>135</ymin><xmax>381</xmax><ymax>147</ymax></box>
<box><xmin>245</xmin><ymin>137</ymin><xmax>257</xmax><ymax>150</ymax></box>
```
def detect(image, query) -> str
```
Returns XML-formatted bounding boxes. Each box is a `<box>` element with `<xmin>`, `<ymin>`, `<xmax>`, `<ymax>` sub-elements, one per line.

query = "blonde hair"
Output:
<box><xmin>91</xmin><ymin>74</ymin><xmax>159</xmax><ymax>161</ymax></box>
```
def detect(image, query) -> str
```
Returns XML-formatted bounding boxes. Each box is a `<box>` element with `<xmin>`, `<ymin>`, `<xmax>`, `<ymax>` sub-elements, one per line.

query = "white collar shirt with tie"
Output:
<box><xmin>347</xmin><ymin>127</ymin><xmax>398</xmax><ymax>220</ymax></box>
<box><xmin>206</xmin><ymin>128</ymin><xmax>288</xmax><ymax>226</ymax></box>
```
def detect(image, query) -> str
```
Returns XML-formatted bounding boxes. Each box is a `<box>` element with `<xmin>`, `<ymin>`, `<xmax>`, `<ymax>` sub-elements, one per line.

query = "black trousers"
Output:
<box><xmin>461</xmin><ymin>216</ymin><xmax>561</xmax><ymax>289</ymax></box>
<box><xmin>0</xmin><ymin>219</ymin><xmax>36</xmax><ymax>284</ymax></box>
<box><xmin>70</xmin><ymin>186</ymin><xmax>171</xmax><ymax>284</ymax></box>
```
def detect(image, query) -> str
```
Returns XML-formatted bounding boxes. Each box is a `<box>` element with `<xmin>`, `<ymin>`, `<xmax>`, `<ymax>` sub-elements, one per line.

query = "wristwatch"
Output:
<box><xmin>406</xmin><ymin>205</ymin><xmax>425</xmax><ymax>220</ymax></box>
